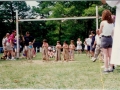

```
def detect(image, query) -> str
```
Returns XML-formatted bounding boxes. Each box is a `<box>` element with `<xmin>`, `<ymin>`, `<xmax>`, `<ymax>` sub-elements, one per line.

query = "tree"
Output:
<box><xmin>0</xmin><ymin>1</ymin><xmax>31</xmax><ymax>46</ymax></box>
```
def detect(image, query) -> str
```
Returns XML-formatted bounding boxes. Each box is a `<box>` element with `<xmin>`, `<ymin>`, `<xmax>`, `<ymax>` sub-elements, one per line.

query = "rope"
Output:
<box><xmin>98</xmin><ymin>53</ymin><xmax>105</xmax><ymax>90</ymax></box>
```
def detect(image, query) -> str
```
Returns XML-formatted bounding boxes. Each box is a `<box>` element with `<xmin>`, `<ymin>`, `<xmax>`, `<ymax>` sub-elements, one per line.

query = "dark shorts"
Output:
<box><xmin>101</xmin><ymin>36</ymin><xmax>112</xmax><ymax>49</ymax></box>
<box><xmin>90</xmin><ymin>45</ymin><xmax>95</xmax><ymax>52</ymax></box>
<box><xmin>87</xmin><ymin>46</ymin><xmax>90</xmax><ymax>51</ymax></box>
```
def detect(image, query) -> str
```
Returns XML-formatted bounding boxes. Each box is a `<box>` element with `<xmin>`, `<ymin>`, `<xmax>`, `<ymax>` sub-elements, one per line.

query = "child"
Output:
<box><xmin>76</xmin><ymin>38</ymin><xmax>82</xmax><ymax>54</ymax></box>
<box><xmin>42</xmin><ymin>39</ymin><xmax>49</xmax><ymax>61</ymax></box>
<box><xmin>69</xmin><ymin>40</ymin><xmax>75</xmax><ymax>61</ymax></box>
<box><xmin>55</xmin><ymin>41</ymin><xmax>61</xmax><ymax>61</ymax></box>
<box><xmin>48</xmin><ymin>46</ymin><xmax>54</xmax><ymax>58</ymax></box>
<box><xmin>27</xmin><ymin>42</ymin><xmax>34</xmax><ymax>60</ymax></box>
<box><xmin>62</xmin><ymin>41</ymin><xmax>69</xmax><ymax>61</ymax></box>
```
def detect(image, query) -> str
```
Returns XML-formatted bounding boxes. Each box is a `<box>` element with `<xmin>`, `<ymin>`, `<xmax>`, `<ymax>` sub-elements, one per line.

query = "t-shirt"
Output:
<box><xmin>8</xmin><ymin>34</ymin><xmax>15</xmax><ymax>44</ymax></box>
<box><xmin>95</xmin><ymin>35</ymin><xmax>101</xmax><ymax>45</ymax></box>
<box><xmin>24</xmin><ymin>36</ymin><xmax>34</xmax><ymax>46</ymax></box>
<box><xmin>86</xmin><ymin>38</ymin><xmax>92</xmax><ymax>46</ymax></box>
<box><xmin>101</xmin><ymin>21</ymin><xmax>114</xmax><ymax>36</ymax></box>
<box><xmin>2</xmin><ymin>37</ymin><xmax>8</xmax><ymax>46</ymax></box>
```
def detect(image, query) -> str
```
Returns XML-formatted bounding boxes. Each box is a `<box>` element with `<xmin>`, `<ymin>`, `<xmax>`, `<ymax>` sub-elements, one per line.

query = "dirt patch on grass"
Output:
<box><xmin>19</xmin><ymin>59</ymin><xmax>77</xmax><ymax>65</ymax></box>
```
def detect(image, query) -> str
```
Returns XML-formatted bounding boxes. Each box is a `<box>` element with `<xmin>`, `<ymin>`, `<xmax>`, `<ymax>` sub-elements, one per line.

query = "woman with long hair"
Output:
<box><xmin>99</xmin><ymin>10</ymin><xmax>114</xmax><ymax>73</ymax></box>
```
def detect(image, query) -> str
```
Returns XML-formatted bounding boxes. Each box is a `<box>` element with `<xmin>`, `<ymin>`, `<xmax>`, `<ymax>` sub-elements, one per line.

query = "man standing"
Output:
<box><xmin>90</xmin><ymin>31</ymin><xmax>96</xmax><ymax>58</ymax></box>
<box><xmin>23</xmin><ymin>31</ymin><xmax>35</xmax><ymax>59</ymax></box>
<box><xmin>92</xmin><ymin>30</ymin><xmax>102</xmax><ymax>62</ymax></box>
<box><xmin>85</xmin><ymin>35</ymin><xmax>92</xmax><ymax>57</ymax></box>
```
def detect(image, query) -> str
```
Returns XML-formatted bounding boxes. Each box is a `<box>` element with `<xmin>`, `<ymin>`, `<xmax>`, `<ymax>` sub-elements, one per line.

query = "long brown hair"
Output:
<box><xmin>102</xmin><ymin>10</ymin><xmax>113</xmax><ymax>24</ymax></box>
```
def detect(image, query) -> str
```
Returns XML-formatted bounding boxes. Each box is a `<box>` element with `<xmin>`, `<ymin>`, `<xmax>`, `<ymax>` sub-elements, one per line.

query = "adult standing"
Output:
<box><xmin>6</xmin><ymin>30</ymin><xmax>16</xmax><ymax>60</ymax></box>
<box><xmin>101</xmin><ymin>0</ymin><xmax>120</xmax><ymax>65</ymax></box>
<box><xmin>85</xmin><ymin>35</ymin><xmax>92</xmax><ymax>57</ymax></box>
<box><xmin>90</xmin><ymin>31</ymin><xmax>96</xmax><ymax>58</ymax></box>
<box><xmin>22</xmin><ymin>31</ymin><xmax>35</xmax><ymax>59</ymax></box>
<box><xmin>1</xmin><ymin>33</ymin><xmax>10</xmax><ymax>59</ymax></box>
<box><xmin>99</xmin><ymin>10</ymin><xmax>114</xmax><ymax>73</ymax></box>
<box><xmin>92</xmin><ymin>30</ymin><xmax>102</xmax><ymax>62</ymax></box>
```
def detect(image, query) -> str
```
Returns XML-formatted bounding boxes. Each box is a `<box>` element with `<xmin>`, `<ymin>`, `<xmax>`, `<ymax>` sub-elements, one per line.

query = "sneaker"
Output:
<box><xmin>113</xmin><ymin>65</ymin><xmax>115</xmax><ymax>70</ymax></box>
<box><xmin>92</xmin><ymin>57</ymin><xmax>97</xmax><ymax>62</ymax></box>
<box><xmin>6</xmin><ymin>57</ymin><xmax>10</xmax><ymax>60</ymax></box>
<box><xmin>103</xmin><ymin>70</ymin><xmax>109</xmax><ymax>74</ymax></box>
<box><xmin>109</xmin><ymin>69</ymin><xmax>114</xmax><ymax>72</ymax></box>
<box><xmin>11</xmin><ymin>57</ymin><xmax>16</xmax><ymax>60</ymax></box>
<box><xmin>101</xmin><ymin>65</ymin><xmax>104</xmax><ymax>68</ymax></box>
<box><xmin>91</xmin><ymin>57</ymin><xmax>94</xmax><ymax>60</ymax></box>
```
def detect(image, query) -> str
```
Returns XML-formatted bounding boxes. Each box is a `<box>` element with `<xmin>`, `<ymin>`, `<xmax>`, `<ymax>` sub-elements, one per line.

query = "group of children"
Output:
<box><xmin>42</xmin><ymin>39</ymin><xmax>75</xmax><ymax>61</ymax></box>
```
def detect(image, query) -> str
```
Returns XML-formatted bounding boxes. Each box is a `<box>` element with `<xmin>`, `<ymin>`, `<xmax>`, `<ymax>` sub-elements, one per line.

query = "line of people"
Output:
<box><xmin>42</xmin><ymin>39</ymin><xmax>76</xmax><ymax>62</ymax></box>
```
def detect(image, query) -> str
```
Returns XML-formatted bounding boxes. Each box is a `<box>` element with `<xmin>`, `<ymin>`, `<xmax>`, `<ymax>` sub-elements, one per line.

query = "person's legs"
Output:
<box><xmin>24</xmin><ymin>46</ymin><xmax>28</xmax><ymax>59</ymax></box>
<box><xmin>92</xmin><ymin>45</ymin><xmax>101</xmax><ymax>62</ymax></box>
<box><xmin>11</xmin><ymin>48</ymin><xmax>16</xmax><ymax>60</ymax></box>
<box><xmin>94</xmin><ymin>46</ymin><xmax>101</xmax><ymax>58</ymax></box>
<box><xmin>77</xmin><ymin>50</ymin><xmax>80</xmax><ymax>54</ymax></box>
<box><xmin>84</xmin><ymin>50</ymin><xmax>87</xmax><ymax>55</ymax></box>
<box><xmin>102</xmin><ymin>48</ymin><xmax>109</xmax><ymax>71</ymax></box>
<box><xmin>108</xmin><ymin>48</ymin><xmax>114</xmax><ymax>71</ymax></box>
<box><xmin>87</xmin><ymin>46</ymin><xmax>90</xmax><ymax>57</ymax></box>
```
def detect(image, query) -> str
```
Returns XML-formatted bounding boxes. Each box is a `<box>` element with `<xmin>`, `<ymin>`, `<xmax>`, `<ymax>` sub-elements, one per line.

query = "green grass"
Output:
<box><xmin>0</xmin><ymin>52</ymin><xmax>120</xmax><ymax>89</ymax></box>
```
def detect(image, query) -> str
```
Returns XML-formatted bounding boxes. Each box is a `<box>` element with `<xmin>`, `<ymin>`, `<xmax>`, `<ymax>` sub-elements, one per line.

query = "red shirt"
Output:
<box><xmin>8</xmin><ymin>34</ymin><xmax>15</xmax><ymax>44</ymax></box>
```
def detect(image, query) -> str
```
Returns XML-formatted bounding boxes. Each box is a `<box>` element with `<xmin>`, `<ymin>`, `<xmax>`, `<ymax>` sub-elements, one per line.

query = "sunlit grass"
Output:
<box><xmin>0</xmin><ymin>52</ymin><xmax>120</xmax><ymax>89</ymax></box>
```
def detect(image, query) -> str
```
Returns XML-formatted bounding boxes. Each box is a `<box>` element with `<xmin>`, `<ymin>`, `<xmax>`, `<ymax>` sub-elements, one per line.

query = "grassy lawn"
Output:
<box><xmin>0</xmin><ymin>52</ymin><xmax>120</xmax><ymax>89</ymax></box>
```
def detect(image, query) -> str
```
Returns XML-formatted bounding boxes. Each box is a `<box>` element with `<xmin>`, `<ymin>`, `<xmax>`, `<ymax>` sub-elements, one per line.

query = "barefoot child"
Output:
<box><xmin>27</xmin><ymin>42</ymin><xmax>34</xmax><ymax>60</ymax></box>
<box><xmin>63</xmin><ymin>41</ymin><xmax>69</xmax><ymax>61</ymax></box>
<box><xmin>55</xmin><ymin>41</ymin><xmax>62</xmax><ymax>61</ymax></box>
<box><xmin>42</xmin><ymin>39</ymin><xmax>49</xmax><ymax>61</ymax></box>
<box><xmin>69</xmin><ymin>40</ymin><xmax>75</xmax><ymax>61</ymax></box>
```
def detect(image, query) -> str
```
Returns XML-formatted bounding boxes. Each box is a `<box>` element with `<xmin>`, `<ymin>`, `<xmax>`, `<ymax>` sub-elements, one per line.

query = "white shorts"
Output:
<box><xmin>84</xmin><ymin>45</ymin><xmax>87</xmax><ymax>50</ymax></box>
<box><xmin>6</xmin><ymin>42</ymin><xmax>13</xmax><ymax>51</ymax></box>
<box><xmin>3</xmin><ymin>46</ymin><xmax>7</xmax><ymax>51</ymax></box>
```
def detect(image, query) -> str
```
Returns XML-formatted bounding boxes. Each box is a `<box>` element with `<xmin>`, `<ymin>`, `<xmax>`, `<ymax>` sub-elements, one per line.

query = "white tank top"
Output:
<box><xmin>102</xmin><ymin>21</ymin><xmax>114</xmax><ymax>36</ymax></box>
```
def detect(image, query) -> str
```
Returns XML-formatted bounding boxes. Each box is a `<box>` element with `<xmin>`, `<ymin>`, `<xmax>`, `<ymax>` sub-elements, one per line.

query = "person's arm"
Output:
<box><xmin>33</xmin><ymin>39</ymin><xmax>35</xmax><ymax>43</ymax></box>
<box><xmin>112</xmin><ymin>27</ymin><xmax>114</xmax><ymax>37</ymax></box>
<box><xmin>93</xmin><ymin>41</ymin><xmax>96</xmax><ymax>47</ymax></box>
<box><xmin>101</xmin><ymin>0</ymin><xmax>106</xmax><ymax>4</ymax></box>
<box><xmin>3</xmin><ymin>38</ymin><xmax>6</xmax><ymax>46</ymax></box>
<box><xmin>99</xmin><ymin>22</ymin><xmax>103</xmax><ymax>35</ymax></box>
<box><xmin>80</xmin><ymin>41</ymin><xmax>82</xmax><ymax>44</ymax></box>
<box><xmin>92</xmin><ymin>36</ymin><xmax>96</xmax><ymax>47</ymax></box>
<box><xmin>46</xmin><ymin>43</ymin><xmax>49</xmax><ymax>48</ymax></box>
<box><xmin>21</xmin><ymin>35</ymin><xmax>25</xmax><ymax>41</ymax></box>
<box><xmin>73</xmin><ymin>45</ymin><xmax>75</xmax><ymax>50</ymax></box>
